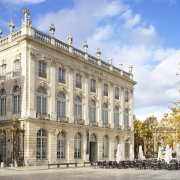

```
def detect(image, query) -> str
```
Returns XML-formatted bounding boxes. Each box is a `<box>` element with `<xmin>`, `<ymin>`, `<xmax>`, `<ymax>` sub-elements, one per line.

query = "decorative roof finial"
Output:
<box><xmin>0</xmin><ymin>29</ymin><xmax>2</xmax><ymax>38</ymax></box>
<box><xmin>96</xmin><ymin>48</ymin><xmax>101</xmax><ymax>59</ymax></box>
<box><xmin>8</xmin><ymin>20</ymin><xmax>15</xmax><ymax>33</ymax></box>
<box><xmin>129</xmin><ymin>65</ymin><xmax>133</xmax><ymax>73</ymax></box>
<box><xmin>23</xmin><ymin>9</ymin><xmax>30</xmax><ymax>20</ymax></box>
<box><xmin>83</xmin><ymin>41</ymin><xmax>88</xmax><ymax>52</ymax></box>
<box><xmin>108</xmin><ymin>57</ymin><xmax>112</xmax><ymax>65</ymax></box>
<box><xmin>22</xmin><ymin>9</ymin><xmax>31</xmax><ymax>27</ymax></box>
<box><xmin>49</xmin><ymin>23</ymin><xmax>55</xmax><ymax>37</ymax></box>
<box><xmin>67</xmin><ymin>34</ymin><xmax>73</xmax><ymax>45</ymax></box>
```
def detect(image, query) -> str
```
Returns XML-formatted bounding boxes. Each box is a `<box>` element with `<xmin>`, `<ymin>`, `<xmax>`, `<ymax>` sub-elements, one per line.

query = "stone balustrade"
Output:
<box><xmin>0</xmin><ymin>26</ymin><xmax>131</xmax><ymax>80</ymax></box>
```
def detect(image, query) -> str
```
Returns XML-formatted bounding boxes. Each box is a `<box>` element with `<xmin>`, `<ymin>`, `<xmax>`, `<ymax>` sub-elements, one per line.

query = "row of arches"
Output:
<box><xmin>36</xmin><ymin>129</ymin><xmax>131</xmax><ymax>160</ymax></box>
<box><xmin>0</xmin><ymin>86</ymin><xmax>130</xmax><ymax>129</ymax></box>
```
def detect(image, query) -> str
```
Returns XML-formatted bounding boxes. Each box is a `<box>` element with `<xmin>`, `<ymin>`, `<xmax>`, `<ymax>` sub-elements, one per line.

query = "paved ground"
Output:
<box><xmin>0</xmin><ymin>166</ymin><xmax>180</xmax><ymax>180</ymax></box>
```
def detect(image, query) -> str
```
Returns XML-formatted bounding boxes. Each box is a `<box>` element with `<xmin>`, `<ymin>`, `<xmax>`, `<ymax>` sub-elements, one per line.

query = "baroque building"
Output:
<box><xmin>0</xmin><ymin>10</ymin><xmax>136</xmax><ymax>166</ymax></box>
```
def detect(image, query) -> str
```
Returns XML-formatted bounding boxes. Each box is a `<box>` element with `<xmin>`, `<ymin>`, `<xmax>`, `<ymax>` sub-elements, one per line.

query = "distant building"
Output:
<box><xmin>0</xmin><ymin>10</ymin><xmax>136</xmax><ymax>166</ymax></box>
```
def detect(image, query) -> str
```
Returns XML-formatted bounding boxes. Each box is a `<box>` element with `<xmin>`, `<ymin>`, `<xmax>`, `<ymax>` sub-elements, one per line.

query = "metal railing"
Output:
<box><xmin>36</xmin><ymin>113</ymin><xmax>50</xmax><ymax>120</ymax></box>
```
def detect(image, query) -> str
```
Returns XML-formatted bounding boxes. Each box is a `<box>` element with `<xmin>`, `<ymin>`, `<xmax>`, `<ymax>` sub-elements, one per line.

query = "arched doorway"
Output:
<box><xmin>90</xmin><ymin>134</ymin><xmax>97</xmax><ymax>163</ymax></box>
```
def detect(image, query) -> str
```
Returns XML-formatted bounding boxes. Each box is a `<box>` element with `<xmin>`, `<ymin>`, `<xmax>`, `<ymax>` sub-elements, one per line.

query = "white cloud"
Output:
<box><xmin>33</xmin><ymin>0</ymin><xmax>180</xmax><ymax>121</ymax></box>
<box><xmin>0</xmin><ymin>0</ymin><xmax>46</xmax><ymax>5</ymax></box>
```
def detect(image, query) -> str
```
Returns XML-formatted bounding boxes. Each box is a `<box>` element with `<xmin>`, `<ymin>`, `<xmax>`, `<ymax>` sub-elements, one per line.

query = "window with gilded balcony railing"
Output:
<box><xmin>76</xmin><ymin>73</ymin><xmax>82</xmax><ymax>89</ymax></box>
<box><xmin>89</xmin><ymin>100</ymin><xmax>96</xmax><ymax>123</ymax></box>
<box><xmin>38</xmin><ymin>61</ymin><xmax>47</xmax><ymax>78</ymax></box>
<box><xmin>114</xmin><ymin>106</ymin><xmax>119</xmax><ymax>128</ymax></box>
<box><xmin>124</xmin><ymin>108</ymin><xmax>129</xmax><ymax>130</ymax></box>
<box><xmin>0</xmin><ymin>88</ymin><xmax>6</xmax><ymax>116</ymax></box>
<box><xmin>102</xmin><ymin>103</ymin><xmax>108</xmax><ymax>126</ymax></box>
<box><xmin>58</xmin><ymin>68</ymin><xmax>66</xmax><ymax>84</ymax></box>
<box><xmin>37</xmin><ymin>87</ymin><xmax>47</xmax><ymax>115</ymax></box>
<box><xmin>57</xmin><ymin>92</ymin><xmax>66</xmax><ymax>118</ymax></box>
<box><xmin>74</xmin><ymin>96</ymin><xmax>82</xmax><ymax>120</ymax></box>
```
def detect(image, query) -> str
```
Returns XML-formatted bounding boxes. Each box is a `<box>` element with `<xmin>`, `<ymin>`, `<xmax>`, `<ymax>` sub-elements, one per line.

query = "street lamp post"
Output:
<box><xmin>0</xmin><ymin>116</ymin><xmax>25</xmax><ymax>166</ymax></box>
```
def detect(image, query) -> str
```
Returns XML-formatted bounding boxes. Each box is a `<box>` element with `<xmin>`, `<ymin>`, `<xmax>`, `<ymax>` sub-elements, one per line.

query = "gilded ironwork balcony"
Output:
<box><xmin>74</xmin><ymin>118</ymin><xmax>84</xmax><ymax>125</ymax></box>
<box><xmin>76</xmin><ymin>82</ymin><xmax>82</xmax><ymax>89</ymax></box>
<box><xmin>103</xmin><ymin>123</ymin><xmax>110</xmax><ymax>128</ymax></box>
<box><xmin>128</xmin><ymin>127</ymin><xmax>132</xmax><ymax>131</ymax></box>
<box><xmin>114</xmin><ymin>124</ymin><xmax>121</xmax><ymax>129</ymax></box>
<box><xmin>91</xmin><ymin>87</ymin><xmax>96</xmax><ymax>93</ymax></box>
<box><xmin>13</xmin><ymin>71</ymin><xmax>21</xmax><ymax>77</ymax></box>
<box><xmin>57</xmin><ymin>116</ymin><xmax>69</xmax><ymax>123</ymax></box>
<box><xmin>90</xmin><ymin>121</ymin><xmax>98</xmax><ymax>127</ymax></box>
<box><xmin>36</xmin><ymin>113</ymin><xmax>50</xmax><ymax>120</ymax></box>
<box><xmin>0</xmin><ymin>75</ymin><xmax>6</xmax><ymax>81</ymax></box>
<box><xmin>38</xmin><ymin>72</ymin><xmax>47</xmax><ymax>78</ymax></box>
<box><xmin>104</xmin><ymin>91</ymin><xmax>108</xmax><ymax>96</ymax></box>
<box><xmin>59</xmin><ymin>78</ymin><xmax>65</xmax><ymax>84</ymax></box>
<box><xmin>115</xmin><ymin>94</ymin><xmax>119</xmax><ymax>100</ymax></box>
<box><xmin>125</xmin><ymin>98</ymin><xmax>129</xmax><ymax>103</ymax></box>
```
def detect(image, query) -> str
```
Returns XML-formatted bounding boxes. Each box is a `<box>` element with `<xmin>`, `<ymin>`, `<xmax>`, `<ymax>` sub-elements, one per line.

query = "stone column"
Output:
<box><xmin>109</xmin><ymin>83</ymin><xmax>114</xmax><ymax>128</ymax></box>
<box><xmin>120</xmin><ymin>87</ymin><xmax>124</xmax><ymax>129</ymax></box>
<box><xmin>50</xmin><ymin>61</ymin><xmax>56</xmax><ymax>120</ymax></box>
<box><xmin>129</xmin><ymin>89</ymin><xmax>134</xmax><ymax>129</ymax></box>
<box><xmin>20</xmin><ymin>44</ymin><xmax>28</xmax><ymax>117</ymax></box>
<box><xmin>48</xmin><ymin>130</ymin><xmax>57</xmax><ymax>163</ymax></box>
<box><xmin>84</xmin><ymin>73</ymin><xmax>89</xmax><ymax>125</ymax></box>
<box><xmin>97</xmin><ymin>78</ymin><xmax>102</xmax><ymax>127</ymax></box>
<box><xmin>68</xmin><ymin>68</ymin><xmax>74</xmax><ymax>123</ymax></box>
<box><xmin>29</xmin><ymin>52</ymin><xmax>36</xmax><ymax>118</ymax></box>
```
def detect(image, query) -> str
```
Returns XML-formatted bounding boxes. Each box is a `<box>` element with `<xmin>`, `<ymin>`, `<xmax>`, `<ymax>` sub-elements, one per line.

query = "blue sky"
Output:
<box><xmin>0</xmin><ymin>0</ymin><xmax>179</xmax><ymax>121</ymax></box>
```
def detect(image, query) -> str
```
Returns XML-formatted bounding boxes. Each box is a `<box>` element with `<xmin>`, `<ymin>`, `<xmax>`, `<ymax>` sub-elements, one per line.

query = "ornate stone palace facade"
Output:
<box><xmin>0</xmin><ymin>10</ymin><xmax>136</xmax><ymax>166</ymax></box>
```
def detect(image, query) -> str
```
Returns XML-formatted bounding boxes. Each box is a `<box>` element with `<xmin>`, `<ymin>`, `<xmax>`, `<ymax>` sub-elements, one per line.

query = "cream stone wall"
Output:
<box><xmin>0</xmin><ymin>14</ymin><xmax>136</xmax><ymax>165</ymax></box>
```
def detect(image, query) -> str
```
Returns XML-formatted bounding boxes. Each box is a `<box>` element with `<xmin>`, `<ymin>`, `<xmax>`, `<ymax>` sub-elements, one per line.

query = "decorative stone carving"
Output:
<box><xmin>67</xmin><ymin>35</ymin><xmax>73</xmax><ymax>45</ymax></box>
<box><xmin>96</xmin><ymin>48</ymin><xmax>101</xmax><ymax>59</ymax></box>
<box><xmin>22</xmin><ymin>9</ymin><xmax>31</xmax><ymax>27</ymax></box>
<box><xmin>54</xmin><ymin>129</ymin><xmax>61</xmax><ymax>136</ymax></box>
<box><xmin>0</xmin><ymin>29</ymin><xmax>2</xmax><ymax>38</ymax></box>
<box><xmin>83</xmin><ymin>41</ymin><xmax>88</xmax><ymax>52</ymax></box>
<box><xmin>108</xmin><ymin>57</ymin><xmax>112</xmax><ymax>65</ymax></box>
<box><xmin>49</xmin><ymin>24</ymin><xmax>55</xmax><ymax>37</ymax></box>
<box><xmin>104</xmin><ymin>97</ymin><xmax>109</xmax><ymax>104</ymax></box>
<box><xmin>9</xmin><ymin>20</ymin><xmax>15</xmax><ymax>34</ymax></box>
<box><xmin>129</xmin><ymin>65</ymin><xmax>133</xmax><ymax>73</ymax></box>
<box><xmin>91</xmin><ymin>95</ymin><xmax>97</xmax><ymax>102</ymax></box>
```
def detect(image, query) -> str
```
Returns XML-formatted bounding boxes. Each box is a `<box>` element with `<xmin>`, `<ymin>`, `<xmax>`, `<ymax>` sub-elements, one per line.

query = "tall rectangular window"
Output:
<box><xmin>103</xmin><ymin>83</ymin><xmax>108</xmax><ymax>96</ymax></box>
<box><xmin>76</xmin><ymin>74</ymin><xmax>82</xmax><ymax>89</ymax></box>
<box><xmin>1</xmin><ymin>64</ymin><xmax>6</xmax><ymax>76</ymax></box>
<box><xmin>115</xmin><ymin>87</ymin><xmax>119</xmax><ymax>100</ymax></box>
<box><xmin>14</xmin><ymin>60</ymin><xmax>20</xmax><ymax>72</ymax></box>
<box><xmin>39</xmin><ymin>61</ymin><xmax>47</xmax><ymax>78</ymax></box>
<box><xmin>125</xmin><ymin>91</ymin><xmax>129</xmax><ymax>102</ymax></box>
<box><xmin>59</xmin><ymin>68</ymin><xmax>66</xmax><ymax>83</ymax></box>
<box><xmin>90</xmin><ymin>79</ymin><xmax>96</xmax><ymax>93</ymax></box>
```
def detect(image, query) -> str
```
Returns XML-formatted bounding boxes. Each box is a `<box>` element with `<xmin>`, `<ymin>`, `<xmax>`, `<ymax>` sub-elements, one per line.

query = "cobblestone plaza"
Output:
<box><xmin>0</xmin><ymin>166</ymin><xmax>180</xmax><ymax>180</ymax></box>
